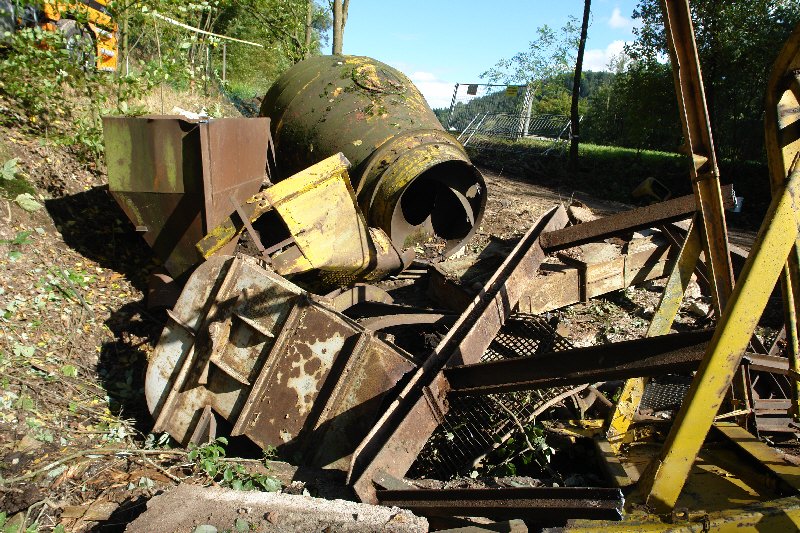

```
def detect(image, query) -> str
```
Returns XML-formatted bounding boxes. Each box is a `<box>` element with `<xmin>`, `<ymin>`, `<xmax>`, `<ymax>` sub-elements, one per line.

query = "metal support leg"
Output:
<box><xmin>606</xmin><ymin>221</ymin><xmax>701</xmax><ymax>450</ymax></box>
<box><xmin>639</xmin><ymin>171</ymin><xmax>800</xmax><ymax>512</ymax></box>
<box><xmin>765</xmin><ymin>26</ymin><xmax>800</xmax><ymax>419</ymax></box>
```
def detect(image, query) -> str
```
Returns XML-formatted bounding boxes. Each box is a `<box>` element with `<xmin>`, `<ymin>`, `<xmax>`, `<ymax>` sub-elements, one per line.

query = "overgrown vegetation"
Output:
<box><xmin>188</xmin><ymin>437</ymin><xmax>281</xmax><ymax>492</ymax></box>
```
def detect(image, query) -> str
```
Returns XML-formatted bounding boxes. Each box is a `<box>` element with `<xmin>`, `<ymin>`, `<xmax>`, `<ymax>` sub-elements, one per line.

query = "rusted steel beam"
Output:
<box><xmin>347</xmin><ymin>206</ymin><xmax>569</xmax><ymax>504</ymax></box>
<box><xmin>444</xmin><ymin>330</ymin><xmax>713</xmax><ymax>397</ymax></box>
<box><xmin>375</xmin><ymin>486</ymin><xmax>624</xmax><ymax>522</ymax></box>
<box><xmin>538</xmin><ymin>186</ymin><xmax>734</xmax><ymax>252</ymax></box>
<box><xmin>742</xmin><ymin>352</ymin><xmax>791</xmax><ymax>374</ymax></box>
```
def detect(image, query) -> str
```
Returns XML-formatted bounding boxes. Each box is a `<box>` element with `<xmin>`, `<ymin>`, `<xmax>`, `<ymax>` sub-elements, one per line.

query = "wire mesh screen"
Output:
<box><xmin>442</xmin><ymin>83</ymin><xmax>529</xmax><ymax>133</ymax></box>
<box><xmin>457</xmin><ymin>113</ymin><xmax>574</xmax><ymax>157</ymax></box>
<box><xmin>408</xmin><ymin>314</ymin><xmax>585</xmax><ymax>480</ymax></box>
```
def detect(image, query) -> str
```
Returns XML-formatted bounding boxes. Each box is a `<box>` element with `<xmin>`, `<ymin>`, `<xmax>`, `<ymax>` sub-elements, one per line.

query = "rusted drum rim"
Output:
<box><xmin>360</xmin><ymin>129</ymin><xmax>487</xmax><ymax>255</ymax></box>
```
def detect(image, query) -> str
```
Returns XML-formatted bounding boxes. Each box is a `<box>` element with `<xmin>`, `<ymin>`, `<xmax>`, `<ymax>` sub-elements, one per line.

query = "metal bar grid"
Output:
<box><xmin>407</xmin><ymin>315</ymin><xmax>579</xmax><ymax>480</ymax></box>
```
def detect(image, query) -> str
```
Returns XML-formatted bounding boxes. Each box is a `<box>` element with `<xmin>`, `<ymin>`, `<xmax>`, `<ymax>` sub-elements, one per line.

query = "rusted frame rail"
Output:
<box><xmin>539</xmin><ymin>186</ymin><xmax>734</xmax><ymax>252</ymax></box>
<box><xmin>660</xmin><ymin>0</ymin><xmax>734</xmax><ymax>313</ymax></box>
<box><xmin>444</xmin><ymin>330</ymin><xmax>713</xmax><ymax>397</ymax></box>
<box><xmin>764</xmin><ymin>17</ymin><xmax>800</xmax><ymax>421</ymax></box>
<box><xmin>347</xmin><ymin>205</ymin><xmax>569</xmax><ymax>503</ymax></box>
<box><xmin>375</xmin><ymin>486</ymin><xmax>624</xmax><ymax>522</ymax></box>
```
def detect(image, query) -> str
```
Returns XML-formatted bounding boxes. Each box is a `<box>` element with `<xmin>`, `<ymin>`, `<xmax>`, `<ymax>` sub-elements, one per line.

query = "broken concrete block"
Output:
<box><xmin>125</xmin><ymin>484</ymin><xmax>428</xmax><ymax>533</ymax></box>
<box><xmin>567</xmin><ymin>203</ymin><xmax>597</xmax><ymax>225</ymax></box>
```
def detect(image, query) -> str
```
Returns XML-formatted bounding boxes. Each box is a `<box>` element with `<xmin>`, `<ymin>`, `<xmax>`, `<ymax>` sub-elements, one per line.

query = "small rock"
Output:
<box><xmin>687</xmin><ymin>300</ymin><xmax>710</xmax><ymax>317</ymax></box>
<box><xmin>568</xmin><ymin>203</ymin><xmax>597</xmax><ymax>224</ymax></box>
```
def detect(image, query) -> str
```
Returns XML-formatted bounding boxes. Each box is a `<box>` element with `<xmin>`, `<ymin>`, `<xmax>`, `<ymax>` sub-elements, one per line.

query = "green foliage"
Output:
<box><xmin>0</xmin><ymin>158</ymin><xmax>19</xmax><ymax>181</ymax></box>
<box><xmin>582</xmin><ymin>61</ymin><xmax>679</xmax><ymax>150</ymax></box>
<box><xmin>188</xmin><ymin>437</ymin><xmax>282</xmax><ymax>492</ymax></box>
<box><xmin>482</xmin><ymin>424</ymin><xmax>556</xmax><ymax>478</ymax></box>
<box><xmin>121</xmin><ymin>0</ymin><xmax>329</xmax><ymax>100</ymax></box>
<box><xmin>0</xmin><ymin>230</ymin><xmax>33</xmax><ymax>246</ymax></box>
<box><xmin>0</xmin><ymin>5</ymin><xmax>156</xmax><ymax>163</ymax></box>
<box><xmin>619</xmin><ymin>0</ymin><xmax>800</xmax><ymax>159</ymax></box>
<box><xmin>482</xmin><ymin>19</ymin><xmax>580</xmax><ymax>115</ymax></box>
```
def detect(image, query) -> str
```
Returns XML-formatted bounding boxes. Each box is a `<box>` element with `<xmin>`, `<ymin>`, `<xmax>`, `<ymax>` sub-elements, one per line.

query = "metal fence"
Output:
<box><xmin>443</xmin><ymin>83</ymin><xmax>531</xmax><ymax>133</ymax></box>
<box><xmin>458</xmin><ymin>113</ymin><xmax>577</xmax><ymax>156</ymax></box>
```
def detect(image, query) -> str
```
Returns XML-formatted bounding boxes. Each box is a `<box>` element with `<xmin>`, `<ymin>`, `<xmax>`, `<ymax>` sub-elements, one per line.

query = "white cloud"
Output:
<box><xmin>608</xmin><ymin>7</ymin><xmax>633</xmax><ymax>30</ymax></box>
<box><xmin>409</xmin><ymin>71</ymin><xmax>457</xmax><ymax>109</ymax></box>
<box><xmin>410</xmin><ymin>71</ymin><xmax>437</xmax><ymax>82</ymax></box>
<box><xmin>582</xmin><ymin>40</ymin><xmax>627</xmax><ymax>71</ymax></box>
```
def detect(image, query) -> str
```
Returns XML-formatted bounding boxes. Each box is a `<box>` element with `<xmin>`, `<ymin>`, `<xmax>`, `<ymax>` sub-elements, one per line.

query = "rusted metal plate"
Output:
<box><xmin>232</xmin><ymin>302</ymin><xmax>363</xmax><ymax>447</ymax></box>
<box><xmin>146</xmin><ymin>254</ymin><xmax>301</xmax><ymax>444</ymax></box>
<box><xmin>347</xmin><ymin>205</ymin><xmax>569</xmax><ymax>504</ymax></box>
<box><xmin>103</xmin><ymin>116</ymin><xmax>272</xmax><ymax>277</ymax></box>
<box><xmin>145</xmin><ymin>253</ymin><xmax>416</xmax><ymax>469</ymax></box>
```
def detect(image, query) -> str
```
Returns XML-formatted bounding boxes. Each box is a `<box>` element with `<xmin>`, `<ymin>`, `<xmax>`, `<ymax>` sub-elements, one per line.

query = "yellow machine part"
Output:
<box><xmin>41</xmin><ymin>0</ymin><xmax>118</xmax><ymax>71</ymax></box>
<box><xmin>563</xmin><ymin>496</ymin><xmax>800</xmax><ymax>532</ymax></box>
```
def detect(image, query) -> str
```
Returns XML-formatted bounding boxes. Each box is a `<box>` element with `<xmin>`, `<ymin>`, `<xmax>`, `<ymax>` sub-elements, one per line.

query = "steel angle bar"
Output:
<box><xmin>713</xmin><ymin>421</ymin><xmax>800</xmax><ymax>494</ymax></box>
<box><xmin>662</xmin><ymin>0</ymin><xmax>735</xmax><ymax>314</ymax></box>
<box><xmin>538</xmin><ymin>186</ymin><xmax>733</xmax><ymax>252</ymax></box>
<box><xmin>639</xmin><ymin>169</ymin><xmax>800</xmax><ymax>512</ymax></box>
<box><xmin>347</xmin><ymin>205</ymin><xmax>569</xmax><ymax>504</ymax></box>
<box><xmin>444</xmin><ymin>330</ymin><xmax>713</xmax><ymax>397</ymax></box>
<box><xmin>742</xmin><ymin>353</ymin><xmax>791</xmax><ymax>375</ymax></box>
<box><xmin>376</xmin><ymin>486</ymin><xmax>624</xmax><ymax>522</ymax></box>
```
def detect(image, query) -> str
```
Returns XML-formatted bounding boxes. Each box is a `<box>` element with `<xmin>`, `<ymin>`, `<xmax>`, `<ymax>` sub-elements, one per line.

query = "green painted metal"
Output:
<box><xmin>103</xmin><ymin>116</ymin><xmax>272</xmax><ymax>278</ymax></box>
<box><xmin>260</xmin><ymin>55</ymin><xmax>487</xmax><ymax>256</ymax></box>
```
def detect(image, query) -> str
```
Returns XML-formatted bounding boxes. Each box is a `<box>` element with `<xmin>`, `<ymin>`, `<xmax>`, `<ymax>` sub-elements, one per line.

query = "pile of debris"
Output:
<box><xmin>99</xmin><ymin>36</ymin><xmax>800</xmax><ymax>531</ymax></box>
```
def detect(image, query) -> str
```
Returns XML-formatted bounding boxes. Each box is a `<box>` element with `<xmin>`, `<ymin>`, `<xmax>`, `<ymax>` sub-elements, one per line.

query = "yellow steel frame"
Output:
<box><xmin>764</xmin><ymin>22</ymin><xmax>800</xmax><ymax>417</ymax></box>
<box><xmin>607</xmin><ymin>0</ymin><xmax>744</xmax><ymax>451</ymax></box>
<box><xmin>606</xmin><ymin>221</ymin><xmax>701</xmax><ymax>450</ymax></box>
<box><xmin>608</xmin><ymin>1</ymin><xmax>800</xmax><ymax>514</ymax></box>
<box><xmin>638</xmin><ymin>168</ymin><xmax>800</xmax><ymax>511</ymax></box>
<box><xmin>563</xmin><ymin>496</ymin><xmax>800</xmax><ymax>532</ymax></box>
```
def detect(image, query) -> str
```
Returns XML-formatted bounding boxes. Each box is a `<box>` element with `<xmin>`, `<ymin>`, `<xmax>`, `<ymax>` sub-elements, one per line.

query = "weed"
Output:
<box><xmin>0</xmin><ymin>230</ymin><xmax>33</xmax><ymax>246</ymax></box>
<box><xmin>188</xmin><ymin>437</ymin><xmax>281</xmax><ymax>492</ymax></box>
<box><xmin>483</xmin><ymin>424</ymin><xmax>557</xmax><ymax>478</ymax></box>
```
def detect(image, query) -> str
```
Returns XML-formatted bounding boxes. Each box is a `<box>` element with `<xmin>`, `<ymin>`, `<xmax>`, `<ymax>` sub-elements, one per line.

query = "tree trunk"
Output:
<box><xmin>569</xmin><ymin>0</ymin><xmax>591</xmax><ymax>169</ymax></box>
<box><xmin>332</xmin><ymin>0</ymin><xmax>343</xmax><ymax>54</ymax></box>
<box><xmin>304</xmin><ymin>0</ymin><xmax>313</xmax><ymax>57</ymax></box>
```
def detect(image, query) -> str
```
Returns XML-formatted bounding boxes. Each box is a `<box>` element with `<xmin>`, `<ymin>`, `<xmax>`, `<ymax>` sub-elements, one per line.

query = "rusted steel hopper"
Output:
<box><xmin>260</xmin><ymin>55</ymin><xmax>486</xmax><ymax>256</ymax></box>
<box><xmin>145</xmin><ymin>254</ymin><xmax>417</xmax><ymax>470</ymax></box>
<box><xmin>103</xmin><ymin>116</ymin><xmax>273</xmax><ymax>278</ymax></box>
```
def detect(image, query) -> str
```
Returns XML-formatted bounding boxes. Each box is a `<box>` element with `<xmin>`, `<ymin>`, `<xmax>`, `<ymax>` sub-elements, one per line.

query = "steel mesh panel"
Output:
<box><xmin>408</xmin><ymin>314</ymin><xmax>579</xmax><ymax>480</ymax></box>
<box><xmin>640</xmin><ymin>380</ymin><xmax>691</xmax><ymax>412</ymax></box>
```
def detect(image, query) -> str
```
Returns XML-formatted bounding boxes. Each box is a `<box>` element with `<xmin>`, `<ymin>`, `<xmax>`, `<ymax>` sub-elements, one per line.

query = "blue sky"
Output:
<box><xmin>342</xmin><ymin>1</ymin><xmax>640</xmax><ymax>108</ymax></box>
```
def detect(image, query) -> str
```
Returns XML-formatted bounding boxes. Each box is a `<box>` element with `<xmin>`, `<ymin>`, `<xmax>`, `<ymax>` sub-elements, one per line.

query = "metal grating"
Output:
<box><xmin>640</xmin><ymin>379</ymin><xmax>692</xmax><ymax>412</ymax></box>
<box><xmin>408</xmin><ymin>314</ymin><xmax>583</xmax><ymax>480</ymax></box>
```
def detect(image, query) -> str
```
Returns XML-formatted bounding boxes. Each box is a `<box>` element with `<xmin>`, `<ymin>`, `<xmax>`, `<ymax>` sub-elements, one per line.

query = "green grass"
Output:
<box><xmin>468</xmin><ymin>137</ymin><xmax>770</xmax><ymax>230</ymax></box>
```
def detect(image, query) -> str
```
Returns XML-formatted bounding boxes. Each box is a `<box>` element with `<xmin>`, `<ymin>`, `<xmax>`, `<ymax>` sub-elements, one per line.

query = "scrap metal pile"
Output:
<box><xmin>102</xmin><ymin>3</ymin><xmax>800</xmax><ymax>529</ymax></box>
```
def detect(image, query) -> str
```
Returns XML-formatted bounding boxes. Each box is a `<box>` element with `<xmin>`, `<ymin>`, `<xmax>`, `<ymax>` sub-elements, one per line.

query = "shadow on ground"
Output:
<box><xmin>45</xmin><ymin>185</ymin><xmax>154</xmax><ymax>293</ymax></box>
<box><xmin>46</xmin><ymin>185</ymin><xmax>166</xmax><ymax>433</ymax></box>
